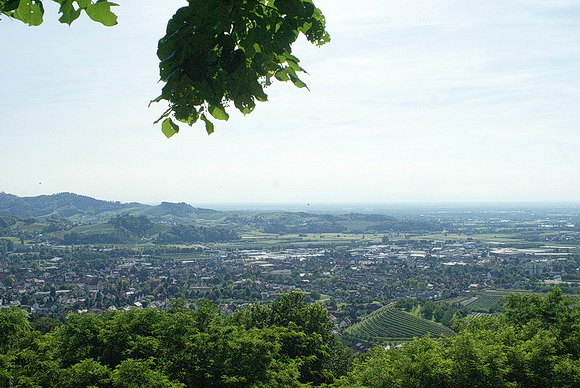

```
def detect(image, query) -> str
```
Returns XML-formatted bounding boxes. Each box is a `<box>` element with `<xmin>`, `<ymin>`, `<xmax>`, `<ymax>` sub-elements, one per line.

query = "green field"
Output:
<box><xmin>441</xmin><ymin>290</ymin><xmax>519</xmax><ymax>311</ymax></box>
<box><xmin>461</xmin><ymin>294</ymin><xmax>505</xmax><ymax>310</ymax></box>
<box><xmin>209</xmin><ymin>231</ymin><xmax>384</xmax><ymax>249</ymax></box>
<box><xmin>70</xmin><ymin>223</ymin><xmax>116</xmax><ymax>234</ymax></box>
<box><xmin>412</xmin><ymin>232</ymin><xmax>522</xmax><ymax>244</ymax></box>
<box><xmin>344</xmin><ymin>304</ymin><xmax>455</xmax><ymax>343</ymax></box>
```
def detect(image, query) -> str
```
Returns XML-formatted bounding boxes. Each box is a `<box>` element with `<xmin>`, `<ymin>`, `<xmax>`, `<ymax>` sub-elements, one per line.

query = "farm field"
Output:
<box><xmin>460</xmin><ymin>294</ymin><xmax>504</xmax><ymax>310</ymax></box>
<box><xmin>440</xmin><ymin>290</ymin><xmax>523</xmax><ymax>311</ymax></box>
<box><xmin>344</xmin><ymin>304</ymin><xmax>455</xmax><ymax>344</ymax></box>
<box><xmin>214</xmin><ymin>232</ymin><xmax>383</xmax><ymax>249</ymax></box>
<box><xmin>413</xmin><ymin>232</ymin><xmax>522</xmax><ymax>244</ymax></box>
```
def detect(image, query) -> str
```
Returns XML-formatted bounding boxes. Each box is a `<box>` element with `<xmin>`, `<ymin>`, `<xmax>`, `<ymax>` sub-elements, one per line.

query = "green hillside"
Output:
<box><xmin>0</xmin><ymin>192</ymin><xmax>217</xmax><ymax>224</ymax></box>
<box><xmin>344</xmin><ymin>304</ymin><xmax>455</xmax><ymax>343</ymax></box>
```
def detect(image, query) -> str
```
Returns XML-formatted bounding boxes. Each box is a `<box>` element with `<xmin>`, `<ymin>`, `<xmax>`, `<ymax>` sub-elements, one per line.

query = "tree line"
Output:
<box><xmin>0</xmin><ymin>292</ymin><xmax>343</xmax><ymax>387</ymax></box>
<box><xmin>0</xmin><ymin>288</ymin><xmax>578</xmax><ymax>387</ymax></box>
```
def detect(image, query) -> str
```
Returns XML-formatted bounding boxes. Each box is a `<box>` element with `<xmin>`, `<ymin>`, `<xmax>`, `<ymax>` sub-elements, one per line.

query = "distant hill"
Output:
<box><xmin>0</xmin><ymin>192</ymin><xmax>144</xmax><ymax>218</ymax></box>
<box><xmin>0</xmin><ymin>192</ymin><xmax>447</xmax><ymax>235</ymax></box>
<box><xmin>0</xmin><ymin>192</ymin><xmax>216</xmax><ymax>222</ymax></box>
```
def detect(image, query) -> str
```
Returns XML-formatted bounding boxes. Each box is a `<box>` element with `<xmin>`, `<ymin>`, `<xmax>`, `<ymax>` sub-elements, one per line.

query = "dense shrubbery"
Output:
<box><xmin>0</xmin><ymin>216</ymin><xmax>17</xmax><ymax>229</ymax></box>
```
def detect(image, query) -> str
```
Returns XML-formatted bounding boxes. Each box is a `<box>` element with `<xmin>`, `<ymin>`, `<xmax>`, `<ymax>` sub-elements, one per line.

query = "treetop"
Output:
<box><xmin>1</xmin><ymin>0</ymin><xmax>330</xmax><ymax>137</ymax></box>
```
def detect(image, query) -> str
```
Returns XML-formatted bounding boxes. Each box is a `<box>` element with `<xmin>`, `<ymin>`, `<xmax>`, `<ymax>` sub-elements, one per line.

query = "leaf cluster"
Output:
<box><xmin>155</xmin><ymin>0</ymin><xmax>330</xmax><ymax>137</ymax></box>
<box><xmin>1</xmin><ymin>1</ymin><xmax>329</xmax><ymax>138</ymax></box>
<box><xmin>0</xmin><ymin>0</ymin><xmax>118</xmax><ymax>26</ymax></box>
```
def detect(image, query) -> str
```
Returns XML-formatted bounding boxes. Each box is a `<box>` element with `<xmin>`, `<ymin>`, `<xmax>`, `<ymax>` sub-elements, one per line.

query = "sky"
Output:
<box><xmin>1</xmin><ymin>0</ymin><xmax>580</xmax><ymax>205</ymax></box>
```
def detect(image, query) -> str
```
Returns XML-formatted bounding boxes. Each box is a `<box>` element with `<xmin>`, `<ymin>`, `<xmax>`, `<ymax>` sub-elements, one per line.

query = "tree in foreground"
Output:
<box><xmin>1</xmin><ymin>288</ymin><xmax>577</xmax><ymax>386</ymax></box>
<box><xmin>0</xmin><ymin>0</ymin><xmax>330</xmax><ymax>137</ymax></box>
<box><xmin>0</xmin><ymin>292</ymin><xmax>347</xmax><ymax>387</ymax></box>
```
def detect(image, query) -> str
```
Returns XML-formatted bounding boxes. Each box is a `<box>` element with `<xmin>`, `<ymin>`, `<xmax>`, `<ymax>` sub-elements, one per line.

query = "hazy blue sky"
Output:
<box><xmin>1</xmin><ymin>0</ymin><xmax>579</xmax><ymax>204</ymax></box>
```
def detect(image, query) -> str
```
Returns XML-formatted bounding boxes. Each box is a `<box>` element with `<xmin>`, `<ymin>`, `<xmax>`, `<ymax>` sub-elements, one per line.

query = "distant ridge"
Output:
<box><xmin>0</xmin><ymin>192</ymin><xmax>215</xmax><ymax>221</ymax></box>
<box><xmin>0</xmin><ymin>192</ymin><xmax>145</xmax><ymax>218</ymax></box>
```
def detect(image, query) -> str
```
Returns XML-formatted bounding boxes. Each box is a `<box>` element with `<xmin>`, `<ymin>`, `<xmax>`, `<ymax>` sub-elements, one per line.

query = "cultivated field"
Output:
<box><xmin>344</xmin><ymin>304</ymin><xmax>455</xmax><ymax>344</ymax></box>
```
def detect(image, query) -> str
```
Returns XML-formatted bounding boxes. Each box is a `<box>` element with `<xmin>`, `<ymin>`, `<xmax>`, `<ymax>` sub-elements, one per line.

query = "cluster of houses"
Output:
<box><xmin>1</xmin><ymin>237</ymin><xmax>576</xmax><ymax>325</ymax></box>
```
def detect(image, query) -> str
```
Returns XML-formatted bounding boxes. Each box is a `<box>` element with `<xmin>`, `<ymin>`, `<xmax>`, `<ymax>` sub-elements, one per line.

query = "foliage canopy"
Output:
<box><xmin>0</xmin><ymin>292</ymin><xmax>343</xmax><ymax>387</ymax></box>
<box><xmin>0</xmin><ymin>288</ymin><xmax>579</xmax><ymax>386</ymax></box>
<box><xmin>0</xmin><ymin>0</ymin><xmax>330</xmax><ymax>137</ymax></box>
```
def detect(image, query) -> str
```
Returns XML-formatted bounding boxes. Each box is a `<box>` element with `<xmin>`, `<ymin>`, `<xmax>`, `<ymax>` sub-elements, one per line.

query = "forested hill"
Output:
<box><xmin>0</xmin><ymin>192</ymin><xmax>144</xmax><ymax>218</ymax></box>
<box><xmin>0</xmin><ymin>192</ymin><xmax>448</xmax><ymax>235</ymax></box>
<box><xmin>0</xmin><ymin>192</ymin><xmax>212</xmax><ymax>222</ymax></box>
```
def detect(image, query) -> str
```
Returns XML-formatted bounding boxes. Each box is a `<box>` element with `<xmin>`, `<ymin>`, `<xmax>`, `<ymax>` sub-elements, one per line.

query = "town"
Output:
<box><xmin>1</xmin><ymin>193</ymin><xmax>580</xmax><ymax>338</ymax></box>
<box><xmin>1</xmin><ymin>195</ymin><xmax>580</xmax><ymax>385</ymax></box>
<box><xmin>2</xmin><ymin>234</ymin><xmax>578</xmax><ymax>327</ymax></box>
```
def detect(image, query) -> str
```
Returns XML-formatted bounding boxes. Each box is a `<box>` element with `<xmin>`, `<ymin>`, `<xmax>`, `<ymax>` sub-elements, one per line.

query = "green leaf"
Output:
<box><xmin>250</xmin><ymin>82</ymin><xmax>268</xmax><ymax>102</ymax></box>
<box><xmin>208</xmin><ymin>104</ymin><xmax>229</xmax><ymax>121</ymax></box>
<box><xmin>12</xmin><ymin>0</ymin><xmax>44</xmax><ymax>26</ymax></box>
<box><xmin>286</xmin><ymin>60</ymin><xmax>302</xmax><ymax>73</ymax></box>
<box><xmin>85</xmin><ymin>1</ymin><xmax>118</xmax><ymax>26</ymax></box>
<box><xmin>148</xmin><ymin>95</ymin><xmax>163</xmax><ymax>108</ymax></box>
<box><xmin>274</xmin><ymin>68</ymin><xmax>290</xmax><ymax>82</ymax></box>
<box><xmin>161</xmin><ymin>118</ymin><xmax>179</xmax><ymax>139</ymax></box>
<box><xmin>289</xmin><ymin>74</ymin><xmax>308</xmax><ymax>89</ymax></box>
<box><xmin>185</xmin><ymin>111</ymin><xmax>199</xmax><ymax>125</ymax></box>
<box><xmin>200</xmin><ymin>114</ymin><xmax>214</xmax><ymax>135</ymax></box>
<box><xmin>234</xmin><ymin>96</ymin><xmax>256</xmax><ymax>115</ymax></box>
<box><xmin>57</xmin><ymin>0</ymin><xmax>82</xmax><ymax>25</ymax></box>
